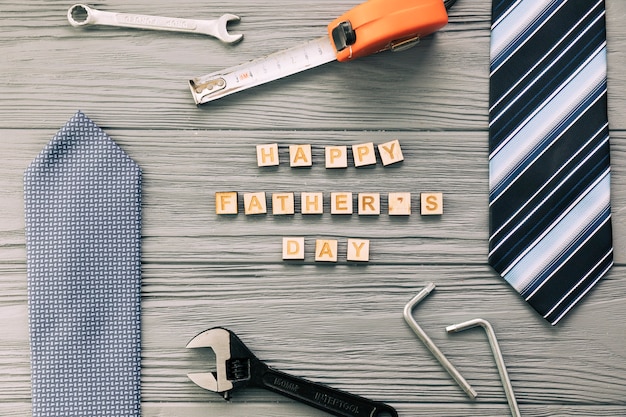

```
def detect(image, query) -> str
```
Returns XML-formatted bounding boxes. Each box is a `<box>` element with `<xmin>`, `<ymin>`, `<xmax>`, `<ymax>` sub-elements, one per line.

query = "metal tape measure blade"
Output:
<box><xmin>190</xmin><ymin>36</ymin><xmax>337</xmax><ymax>105</ymax></box>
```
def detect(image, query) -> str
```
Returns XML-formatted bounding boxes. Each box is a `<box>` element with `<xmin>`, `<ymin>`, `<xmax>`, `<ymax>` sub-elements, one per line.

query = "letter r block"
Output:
<box><xmin>215</xmin><ymin>191</ymin><xmax>238</xmax><ymax>214</ymax></box>
<box><xmin>256</xmin><ymin>143</ymin><xmax>279</xmax><ymax>166</ymax></box>
<box><xmin>358</xmin><ymin>193</ymin><xmax>380</xmax><ymax>215</ymax></box>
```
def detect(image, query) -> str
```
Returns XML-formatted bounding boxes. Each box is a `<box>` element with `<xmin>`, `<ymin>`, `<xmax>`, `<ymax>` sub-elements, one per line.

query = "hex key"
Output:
<box><xmin>403</xmin><ymin>282</ymin><xmax>478</xmax><ymax>399</ymax></box>
<box><xmin>447</xmin><ymin>318</ymin><xmax>521</xmax><ymax>417</ymax></box>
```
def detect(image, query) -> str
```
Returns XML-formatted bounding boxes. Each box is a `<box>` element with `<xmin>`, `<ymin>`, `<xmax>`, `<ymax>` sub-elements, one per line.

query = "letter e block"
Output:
<box><xmin>272</xmin><ymin>192</ymin><xmax>295</xmax><ymax>215</ymax></box>
<box><xmin>347</xmin><ymin>239</ymin><xmax>370</xmax><ymax>262</ymax></box>
<box><xmin>378</xmin><ymin>139</ymin><xmax>404</xmax><ymax>166</ymax></box>
<box><xmin>331</xmin><ymin>192</ymin><xmax>353</xmax><ymax>214</ymax></box>
<box><xmin>315</xmin><ymin>239</ymin><xmax>338</xmax><ymax>262</ymax></box>
<box><xmin>256</xmin><ymin>143</ymin><xmax>279</xmax><ymax>166</ymax></box>
<box><xmin>358</xmin><ymin>193</ymin><xmax>380</xmax><ymax>215</ymax></box>
<box><xmin>352</xmin><ymin>142</ymin><xmax>377</xmax><ymax>167</ymax></box>
<box><xmin>420</xmin><ymin>192</ymin><xmax>444</xmax><ymax>215</ymax></box>
<box><xmin>283</xmin><ymin>237</ymin><xmax>305</xmax><ymax>260</ymax></box>
<box><xmin>244</xmin><ymin>192</ymin><xmax>267</xmax><ymax>215</ymax></box>
<box><xmin>215</xmin><ymin>191</ymin><xmax>238</xmax><ymax>214</ymax></box>
<box><xmin>388</xmin><ymin>192</ymin><xmax>411</xmax><ymax>216</ymax></box>
<box><xmin>301</xmin><ymin>192</ymin><xmax>324</xmax><ymax>214</ymax></box>
<box><xmin>289</xmin><ymin>144</ymin><xmax>312</xmax><ymax>167</ymax></box>
<box><xmin>325</xmin><ymin>146</ymin><xmax>348</xmax><ymax>168</ymax></box>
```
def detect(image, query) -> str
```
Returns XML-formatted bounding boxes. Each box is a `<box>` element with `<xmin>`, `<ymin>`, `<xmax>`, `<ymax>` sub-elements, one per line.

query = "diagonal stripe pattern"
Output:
<box><xmin>488</xmin><ymin>0</ymin><xmax>613</xmax><ymax>325</ymax></box>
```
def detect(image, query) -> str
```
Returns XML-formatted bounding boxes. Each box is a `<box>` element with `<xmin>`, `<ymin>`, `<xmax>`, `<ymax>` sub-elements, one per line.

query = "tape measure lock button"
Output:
<box><xmin>331</xmin><ymin>21</ymin><xmax>356</xmax><ymax>52</ymax></box>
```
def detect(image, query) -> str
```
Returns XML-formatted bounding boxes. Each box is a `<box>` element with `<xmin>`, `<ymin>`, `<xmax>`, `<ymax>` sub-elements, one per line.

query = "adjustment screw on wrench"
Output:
<box><xmin>187</xmin><ymin>327</ymin><xmax>398</xmax><ymax>417</ymax></box>
<box><xmin>403</xmin><ymin>282</ymin><xmax>477</xmax><ymax>399</ymax></box>
<box><xmin>447</xmin><ymin>318</ymin><xmax>521</xmax><ymax>417</ymax></box>
<box><xmin>67</xmin><ymin>4</ymin><xmax>243</xmax><ymax>44</ymax></box>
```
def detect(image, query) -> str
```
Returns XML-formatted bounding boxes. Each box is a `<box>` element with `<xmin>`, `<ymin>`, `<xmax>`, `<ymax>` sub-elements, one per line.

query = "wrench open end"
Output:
<box><xmin>216</xmin><ymin>14</ymin><xmax>244</xmax><ymax>44</ymax></box>
<box><xmin>186</xmin><ymin>327</ymin><xmax>236</xmax><ymax>395</ymax></box>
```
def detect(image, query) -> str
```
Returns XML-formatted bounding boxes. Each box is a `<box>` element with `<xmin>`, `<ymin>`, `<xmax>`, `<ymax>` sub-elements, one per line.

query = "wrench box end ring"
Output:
<box><xmin>68</xmin><ymin>4</ymin><xmax>91</xmax><ymax>27</ymax></box>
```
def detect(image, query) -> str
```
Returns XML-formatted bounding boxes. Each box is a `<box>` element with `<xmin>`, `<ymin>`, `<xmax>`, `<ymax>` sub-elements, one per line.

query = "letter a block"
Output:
<box><xmin>244</xmin><ymin>192</ymin><xmax>267</xmax><ymax>215</ymax></box>
<box><xmin>420</xmin><ymin>192</ymin><xmax>444</xmax><ymax>215</ymax></box>
<box><xmin>289</xmin><ymin>144</ymin><xmax>312</xmax><ymax>167</ymax></box>
<box><xmin>315</xmin><ymin>239</ymin><xmax>338</xmax><ymax>262</ymax></box>
<box><xmin>347</xmin><ymin>239</ymin><xmax>370</xmax><ymax>262</ymax></box>
<box><xmin>352</xmin><ymin>142</ymin><xmax>377</xmax><ymax>167</ymax></box>
<box><xmin>325</xmin><ymin>146</ymin><xmax>348</xmax><ymax>168</ymax></box>
<box><xmin>256</xmin><ymin>143</ymin><xmax>279</xmax><ymax>166</ymax></box>
<box><xmin>283</xmin><ymin>237</ymin><xmax>305</xmax><ymax>260</ymax></box>
<box><xmin>378</xmin><ymin>139</ymin><xmax>404</xmax><ymax>166</ymax></box>
<box><xmin>215</xmin><ymin>191</ymin><xmax>238</xmax><ymax>214</ymax></box>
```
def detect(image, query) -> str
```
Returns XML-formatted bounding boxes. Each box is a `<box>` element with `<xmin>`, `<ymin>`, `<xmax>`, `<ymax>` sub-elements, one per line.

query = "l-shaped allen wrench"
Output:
<box><xmin>447</xmin><ymin>318</ymin><xmax>521</xmax><ymax>417</ymax></box>
<box><xmin>403</xmin><ymin>282</ymin><xmax>478</xmax><ymax>399</ymax></box>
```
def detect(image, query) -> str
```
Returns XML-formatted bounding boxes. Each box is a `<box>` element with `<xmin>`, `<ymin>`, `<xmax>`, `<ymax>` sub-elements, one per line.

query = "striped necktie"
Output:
<box><xmin>488</xmin><ymin>0</ymin><xmax>613</xmax><ymax>325</ymax></box>
<box><xmin>25</xmin><ymin>111</ymin><xmax>142</xmax><ymax>415</ymax></box>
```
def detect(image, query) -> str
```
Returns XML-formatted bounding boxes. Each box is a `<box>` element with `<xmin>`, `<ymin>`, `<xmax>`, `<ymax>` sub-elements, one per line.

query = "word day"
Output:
<box><xmin>283</xmin><ymin>238</ymin><xmax>370</xmax><ymax>262</ymax></box>
<box><xmin>215</xmin><ymin>191</ymin><xmax>444</xmax><ymax>216</ymax></box>
<box><xmin>256</xmin><ymin>139</ymin><xmax>404</xmax><ymax>168</ymax></box>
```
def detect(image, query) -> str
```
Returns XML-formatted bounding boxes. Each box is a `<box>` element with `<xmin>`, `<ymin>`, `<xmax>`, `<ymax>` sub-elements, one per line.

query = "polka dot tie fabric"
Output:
<box><xmin>24</xmin><ymin>111</ymin><xmax>142</xmax><ymax>416</ymax></box>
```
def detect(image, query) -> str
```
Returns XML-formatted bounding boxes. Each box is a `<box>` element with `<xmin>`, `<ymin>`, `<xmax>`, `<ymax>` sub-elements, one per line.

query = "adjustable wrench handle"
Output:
<box><xmin>255</xmin><ymin>365</ymin><xmax>397</xmax><ymax>417</ymax></box>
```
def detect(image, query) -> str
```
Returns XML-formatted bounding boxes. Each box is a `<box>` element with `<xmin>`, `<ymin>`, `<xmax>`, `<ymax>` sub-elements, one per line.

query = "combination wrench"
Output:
<box><xmin>67</xmin><ymin>4</ymin><xmax>243</xmax><ymax>44</ymax></box>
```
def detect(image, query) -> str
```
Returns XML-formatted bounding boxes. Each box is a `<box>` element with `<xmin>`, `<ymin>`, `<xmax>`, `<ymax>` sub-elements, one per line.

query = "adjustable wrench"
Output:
<box><xmin>67</xmin><ymin>4</ymin><xmax>243</xmax><ymax>44</ymax></box>
<box><xmin>186</xmin><ymin>327</ymin><xmax>398</xmax><ymax>417</ymax></box>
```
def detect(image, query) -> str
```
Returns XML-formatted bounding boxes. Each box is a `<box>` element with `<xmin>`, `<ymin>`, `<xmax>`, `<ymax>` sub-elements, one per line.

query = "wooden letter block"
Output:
<box><xmin>244</xmin><ymin>192</ymin><xmax>267</xmax><ymax>215</ymax></box>
<box><xmin>272</xmin><ymin>192</ymin><xmax>295</xmax><ymax>215</ymax></box>
<box><xmin>358</xmin><ymin>193</ymin><xmax>380</xmax><ymax>215</ymax></box>
<box><xmin>347</xmin><ymin>239</ymin><xmax>370</xmax><ymax>262</ymax></box>
<box><xmin>315</xmin><ymin>239</ymin><xmax>338</xmax><ymax>262</ymax></box>
<box><xmin>301</xmin><ymin>192</ymin><xmax>324</xmax><ymax>214</ymax></box>
<box><xmin>325</xmin><ymin>146</ymin><xmax>348</xmax><ymax>168</ymax></box>
<box><xmin>289</xmin><ymin>144</ymin><xmax>312</xmax><ymax>167</ymax></box>
<box><xmin>331</xmin><ymin>192</ymin><xmax>353</xmax><ymax>214</ymax></box>
<box><xmin>388</xmin><ymin>192</ymin><xmax>411</xmax><ymax>216</ymax></box>
<box><xmin>256</xmin><ymin>143</ymin><xmax>279</xmax><ymax>166</ymax></box>
<box><xmin>215</xmin><ymin>191</ymin><xmax>238</xmax><ymax>214</ymax></box>
<box><xmin>378</xmin><ymin>139</ymin><xmax>404</xmax><ymax>166</ymax></box>
<box><xmin>352</xmin><ymin>142</ymin><xmax>377</xmax><ymax>167</ymax></box>
<box><xmin>283</xmin><ymin>237</ymin><xmax>305</xmax><ymax>260</ymax></box>
<box><xmin>421</xmin><ymin>192</ymin><xmax>444</xmax><ymax>215</ymax></box>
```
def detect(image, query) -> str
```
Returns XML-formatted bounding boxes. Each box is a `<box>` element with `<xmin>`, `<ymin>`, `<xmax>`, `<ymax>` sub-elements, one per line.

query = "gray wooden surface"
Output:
<box><xmin>2</xmin><ymin>0</ymin><xmax>626</xmax><ymax>416</ymax></box>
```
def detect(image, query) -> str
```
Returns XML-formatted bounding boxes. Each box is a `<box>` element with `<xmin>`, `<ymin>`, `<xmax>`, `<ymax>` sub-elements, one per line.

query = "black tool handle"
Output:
<box><xmin>254</xmin><ymin>365</ymin><xmax>398</xmax><ymax>417</ymax></box>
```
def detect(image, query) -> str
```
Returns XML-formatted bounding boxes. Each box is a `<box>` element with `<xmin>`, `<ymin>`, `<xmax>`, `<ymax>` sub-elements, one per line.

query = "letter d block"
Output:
<box><xmin>347</xmin><ymin>239</ymin><xmax>370</xmax><ymax>262</ymax></box>
<box><xmin>420</xmin><ymin>192</ymin><xmax>444</xmax><ymax>215</ymax></box>
<box><xmin>256</xmin><ymin>143</ymin><xmax>279</xmax><ymax>166</ymax></box>
<box><xmin>215</xmin><ymin>191</ymin><xmax>238</xmax><ymax>214</ymax></box>
<box><xmin>315</xmin><ymin>239</ymin><xmax>338</xmax><ymax>262</ymax></box>
<box><xmin>283</xmin><ymin>237</ymin><xmax>305</xmax><ymax>260</ymax></box>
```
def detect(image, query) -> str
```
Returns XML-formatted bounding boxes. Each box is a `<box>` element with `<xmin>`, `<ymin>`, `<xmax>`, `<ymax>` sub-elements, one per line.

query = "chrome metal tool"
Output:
<box><xmin>186</xmin><ymin>327</ymin><xmax>398</xmax><ymax>417</ymax></box>
<box><xmin>67</xmin><ymin>4</ymin><xmax>243</xmax><ymax>44</ymax></box>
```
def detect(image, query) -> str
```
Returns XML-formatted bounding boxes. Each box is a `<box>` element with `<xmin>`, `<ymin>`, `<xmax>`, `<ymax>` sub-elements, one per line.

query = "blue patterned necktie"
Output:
<box><xmin>24</xmin><ymin>111</ymin><xmax>142</xmax><ymax>416</ymax></box>
<box><xmin>488</xmin><ymin>0</ymin><xmax>613</xmax><ymax>325</ymax></box>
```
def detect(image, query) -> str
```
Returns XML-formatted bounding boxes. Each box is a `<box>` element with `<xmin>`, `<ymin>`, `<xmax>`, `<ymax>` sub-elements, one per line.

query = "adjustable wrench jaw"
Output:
<box><xmin>186</xmin><ymin>327</ymin><xmax>258</xmax><ymax>399</ymax></box>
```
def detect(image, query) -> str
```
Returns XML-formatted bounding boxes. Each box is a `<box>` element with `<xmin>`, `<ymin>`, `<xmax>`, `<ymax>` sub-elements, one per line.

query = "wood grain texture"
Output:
<box><xmin>1</xmin><ymin>0</ymin><xmax>626</xmax><ymax>416</ymax></box>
